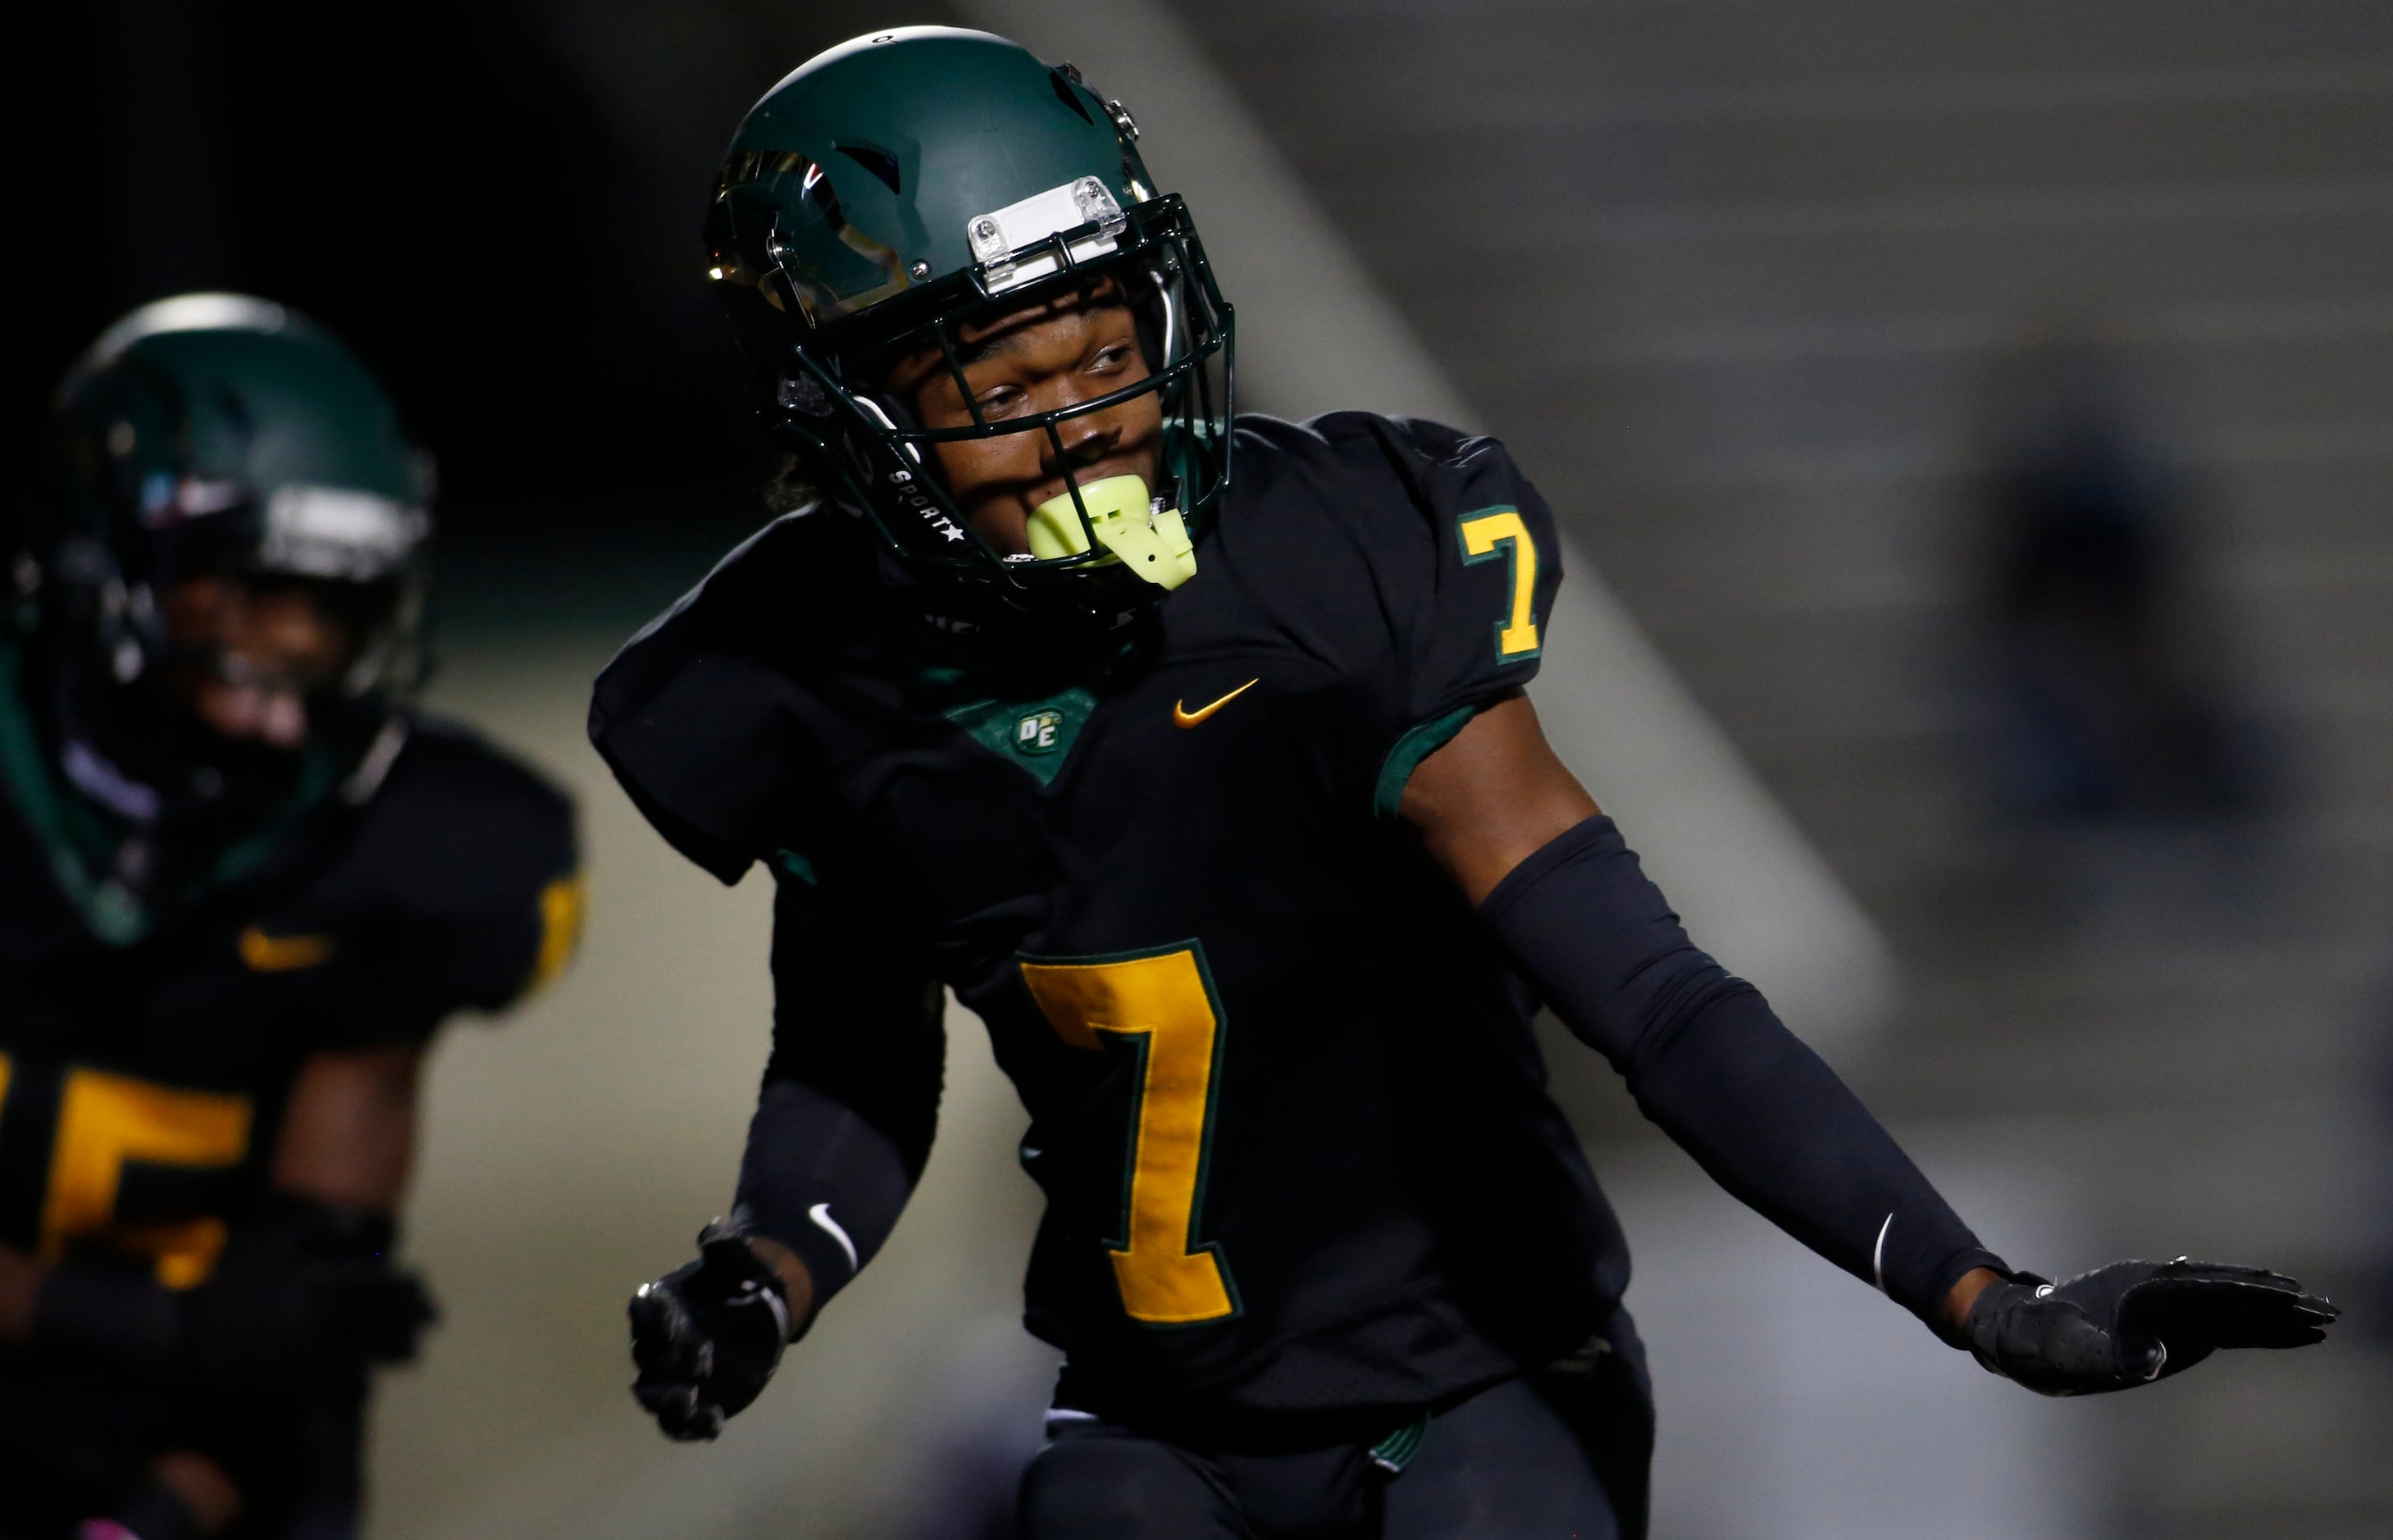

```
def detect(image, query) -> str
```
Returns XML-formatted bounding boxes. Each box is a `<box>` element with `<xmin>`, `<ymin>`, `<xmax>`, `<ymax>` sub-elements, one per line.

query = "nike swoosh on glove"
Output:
<box><xmin>1966</xmin><ymin>1257</ymin><xmax>2338</xmax><ymax>1396</ymax></box>
<box><xmin>628</xmin><ymin>1219</ymin><xmax>791</xmax><ymax>1441</ymax></box>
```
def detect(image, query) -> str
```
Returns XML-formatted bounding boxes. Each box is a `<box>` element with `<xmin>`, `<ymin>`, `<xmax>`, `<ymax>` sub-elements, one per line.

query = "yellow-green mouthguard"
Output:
<box><xmin>1023</xmin><ymin>474</ymin><xmax>1198</xmax><ymax>591</ymax></box>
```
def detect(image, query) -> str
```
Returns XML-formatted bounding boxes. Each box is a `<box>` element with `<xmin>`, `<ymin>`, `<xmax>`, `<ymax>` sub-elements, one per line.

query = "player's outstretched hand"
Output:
<box><xmin>627</xmin><ymin>1219</ymin><xmax>791</xmax><ymax>1441</ymax></box>
<box><xmin>1966</xmin><ymin>1257</ymin><xmax>2337</xmax><ymax>1396</ymax></box>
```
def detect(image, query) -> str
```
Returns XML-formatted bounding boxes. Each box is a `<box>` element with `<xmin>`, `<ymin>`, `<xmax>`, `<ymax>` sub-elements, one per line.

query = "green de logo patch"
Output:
<box><xmin>941</xmin><ymin>686</ymin><xmax>1092</xmax><ymax>785</ymax></box>
<box><xmin>1014</xmin><ymin>708</ymin><xmax>1065</xmax><ymax>755</ymax></box>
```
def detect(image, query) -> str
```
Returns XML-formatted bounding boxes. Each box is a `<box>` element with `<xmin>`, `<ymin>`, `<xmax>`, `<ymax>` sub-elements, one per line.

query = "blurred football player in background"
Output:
<box><xmin>0</xmin><ymin>296</ymin><xmax>579</xmax><ymax>1540</ymax></box>
<box><xmin>604</xmin><ymin>30</ymin><xmax>2338</xmax><ymax>1539</ymax></box>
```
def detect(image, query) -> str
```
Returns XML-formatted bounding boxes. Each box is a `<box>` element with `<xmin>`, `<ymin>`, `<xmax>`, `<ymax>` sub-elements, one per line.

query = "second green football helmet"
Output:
<box><xmin>704</xmin><ymin>27</ymin><xmax>1234</xmax><ymax>623</ymax></box>
<box><xmin>30</xmin><ymin>294</ymin><xmax>432</xmax><ymax>706</ymax></box>
<box><xmin>4</xmin><ymin>295</ymin><xmax>434</xmax><ymax>939</ymax></box>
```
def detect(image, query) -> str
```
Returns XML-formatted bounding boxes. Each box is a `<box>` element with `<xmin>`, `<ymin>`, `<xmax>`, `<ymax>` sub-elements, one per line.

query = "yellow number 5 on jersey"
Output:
<box><xmin>0</xmin><ymin>1051</ymin><xmax>251</xmax><ymax>1288</ymax></box>
<box><xmin>1458</xmin><ymin>508</ymin><xmax>1543</xmax><ymax>661</ymax></box>
<box><xmin>1019</xmin><ymin>945</ymin><xmax>1239</xmax><ymax>1325</ymax></box>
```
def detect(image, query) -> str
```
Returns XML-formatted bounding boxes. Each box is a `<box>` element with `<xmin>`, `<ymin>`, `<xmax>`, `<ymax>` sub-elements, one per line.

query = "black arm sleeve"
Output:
<box><xmin>1480</xmin><ymin>815</ymin><xmax>2004</xmax><ymax>1333</ymax></box>
<box><xmin>732</xmin><ymin>868</ymin><xmax>945</xmax><ymax>1318</ymax></box>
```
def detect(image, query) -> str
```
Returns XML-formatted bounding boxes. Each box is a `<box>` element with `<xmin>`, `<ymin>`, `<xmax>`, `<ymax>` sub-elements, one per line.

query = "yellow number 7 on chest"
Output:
<box><xmin>1019</xmin><ymin>944</ymin><xmax>1240</xmax><ymax>1326</ymax></box>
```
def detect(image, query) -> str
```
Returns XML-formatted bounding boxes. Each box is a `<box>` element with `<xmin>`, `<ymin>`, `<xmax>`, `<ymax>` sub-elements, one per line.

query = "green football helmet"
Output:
<box><xmin>705</xmin><ymin>26</ymin><xmax>1234</xmax><ymax>626</ymax></box>
<box><xmin>15</xmin><ymin>295</ymin><xmax>431</xmax><ymax>793</ymax></box>
<box><xmin>2</xmin><ymin>295</ymin><xmax>434</xmax><ymax>936</ymax></box>
<box><xmin>25</xmin><ymin>293</ymin><xmax>431</xmax><ymax>699</ymax></box>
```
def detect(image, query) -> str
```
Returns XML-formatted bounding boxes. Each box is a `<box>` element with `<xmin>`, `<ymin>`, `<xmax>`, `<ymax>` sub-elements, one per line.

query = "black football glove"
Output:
<box><xmin>1965</xmin><ymin>1257</ymin><xmax>2337</xmax><ymax>1396</ymax></box>
<box><xmin>628</xmin><ymin>1218</ymin><xmax>791</xmax><ymax>1442</ymax></box>
<box><xmin>180</xmin><ymin>1199</ymin><xmax>438</xmax><ymax>1407</ymax></box>
<box><xmin>34</xmin><ymin>1197</ymin><xmax>435</xmax><ymax>1417</ymax></box>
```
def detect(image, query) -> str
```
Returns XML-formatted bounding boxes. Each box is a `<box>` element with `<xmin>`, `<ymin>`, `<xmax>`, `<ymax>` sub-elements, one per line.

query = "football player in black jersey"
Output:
<box><xmin>604</xmin><ymin>29</ymin><xmax>2336</xmax><ymax>1538</ymax></box>
<box><xmin>1</xmin><ymin>296</ymin><xmax>580</xmax><ymax>1540</ymax></box>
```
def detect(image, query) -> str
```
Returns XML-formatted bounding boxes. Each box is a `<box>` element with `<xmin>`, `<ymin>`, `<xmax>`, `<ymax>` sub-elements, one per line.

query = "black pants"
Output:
<box><xmin>1019</xmin><ymin>1316</ymin><xmax>1652</xmax><ymax>1540</ymax></box>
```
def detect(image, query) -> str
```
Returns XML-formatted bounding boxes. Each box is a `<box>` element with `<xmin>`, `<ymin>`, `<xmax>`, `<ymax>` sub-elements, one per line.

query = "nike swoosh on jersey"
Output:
<box><xmin>1172</xmin><ymin>678</ymin><xmax>1260</xmax><ymax>729</ymax></box>
<box><xmin>239</xmin><ymin>927</ymin><xmax>336</xmax><ymax>973</ymax></box>
<box><xmin>809</xmin><ymin>1202</ymin><xmax>859</xmax><ymax>1271</ymax></box>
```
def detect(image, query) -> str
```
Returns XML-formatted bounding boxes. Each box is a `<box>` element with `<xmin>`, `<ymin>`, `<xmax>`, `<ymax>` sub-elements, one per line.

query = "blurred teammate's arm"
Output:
<box><xmin>0</xmin><ymin>1044</ymin><xmax>437</xmax><ymax>1532</ymax></box>
<box><xmin>138</xmin><ymin>1046</ymin><xmax>432</xmax><ymax>1530</ymax></box>
<box><xmin>0</xmin><ymin>1246</ymin><xmax>34</xmax><ymax>1344</ymax></box>
<box><xmin>272</xmin><ymin>1042</ymin><xmax>425</xmax><ymax>1211</ymax></box>
<box><xmin>0</xmin><ymin>1044</ymin><xmax>430</xmax><ymax>1347</ymax></box>
<box><xmin>0</xmin><ymin>1243</ymin><xmax>244</xmax><ymax>1532</ymax></box>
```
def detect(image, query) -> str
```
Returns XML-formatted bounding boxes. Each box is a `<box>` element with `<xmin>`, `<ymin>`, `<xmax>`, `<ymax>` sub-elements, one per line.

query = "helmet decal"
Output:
<box><xmin>713</xmin><ymin>149</ymin><xmax>917</xmax><ymax>325</ymax></box>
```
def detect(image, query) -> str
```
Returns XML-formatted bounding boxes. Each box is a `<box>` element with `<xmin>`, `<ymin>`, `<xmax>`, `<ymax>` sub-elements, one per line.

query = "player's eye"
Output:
<box><xmin>973</xmin><ymin>383</ymin><xmax>1026</xmax><ymax>419</ymax></box>
<box><xmin>1089</xmin><ymin>343</ymin><xmax>1134</xmax><ymax>373</ymax></box>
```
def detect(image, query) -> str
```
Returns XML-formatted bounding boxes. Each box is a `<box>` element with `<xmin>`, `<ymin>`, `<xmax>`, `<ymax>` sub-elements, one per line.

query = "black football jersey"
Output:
<box><xmin>593</xmin><ymin>413</ymin><xmax>1628</xmax><ymax>1429</ymax></box>
<box><xmin>0</xmin><ymin>686</ymin><xmax>577</xmax><ymax>1463</ymax></box>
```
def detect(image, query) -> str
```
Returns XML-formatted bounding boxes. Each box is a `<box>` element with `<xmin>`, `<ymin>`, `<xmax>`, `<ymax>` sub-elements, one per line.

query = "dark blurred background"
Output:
<box><xmin>16</xmin><ymin>3</ymin><xmax>2393</xmax><ymax>1538</ymax></box>
<box><xmin>11</xmin><ymin>0</ymin><xmax>913</xmax><ymax>605</ymax></box>
<box><xmin>24</xmin><ymin>2</ymin><xmax>644</xmax><ymax>538</ymax></box>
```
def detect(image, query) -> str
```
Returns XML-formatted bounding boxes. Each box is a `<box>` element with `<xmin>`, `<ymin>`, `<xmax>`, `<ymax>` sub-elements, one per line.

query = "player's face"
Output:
<box><xmin>888</xmin><ymin>280</ymin><xmax>1165</xmax><ymax>554</ymax></box>
<box><xmin>160</xmin><ymin>576</ymin><xmax>358</xmax><ymax>749</ymax></box>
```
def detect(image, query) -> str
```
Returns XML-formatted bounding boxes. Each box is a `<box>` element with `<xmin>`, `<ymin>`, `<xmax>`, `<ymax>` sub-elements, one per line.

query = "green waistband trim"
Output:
<box><xmin>1370</xmin><ymin>705</ymin><xmax>1478</xmax><ymax>822</ymax></box>
<box><xmin>1367</xmin><ymin>1414</ymin><xmax>1429</xmax><ymax>1474</ymax></box>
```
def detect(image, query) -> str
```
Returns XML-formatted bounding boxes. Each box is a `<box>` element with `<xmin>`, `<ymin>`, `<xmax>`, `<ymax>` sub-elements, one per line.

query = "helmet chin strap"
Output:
<box><xmin>1023</xmin><ymin>474</ymin><xmax>1198</xmax><ymax>591</ymax></box>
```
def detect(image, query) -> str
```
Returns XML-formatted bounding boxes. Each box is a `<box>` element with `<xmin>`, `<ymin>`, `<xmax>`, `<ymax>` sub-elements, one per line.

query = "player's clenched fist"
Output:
<box><xmin>627</xmin><ymin>1219</ymin><xmax>791</xmax><ymax>1441</ymax></box>
<box><xmin>1963</xmin><ymin>1257</ymin><xmax>2336</xmax><ymax>1396</ymax></box>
